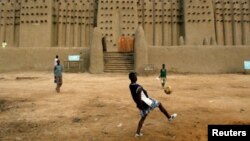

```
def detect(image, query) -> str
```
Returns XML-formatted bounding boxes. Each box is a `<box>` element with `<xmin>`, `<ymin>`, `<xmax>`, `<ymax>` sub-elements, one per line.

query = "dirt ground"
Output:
<box><xmin>0</xmin><ymin>71</ymin><xmax>250</xmax><ymax>141</ymax></box>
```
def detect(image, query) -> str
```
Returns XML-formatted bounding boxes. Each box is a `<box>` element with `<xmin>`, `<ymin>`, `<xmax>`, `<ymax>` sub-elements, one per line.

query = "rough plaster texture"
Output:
<box><xmin>89</xmin><ymin>28</ymin><xmax>104</xmax><ymax>74</ymax></box>
<box><xmin>97</xmin><ymin>0</ymin><xmax>138</xmax><ymax>51</ymax></box>
<box><xmin>184</xmin><ymin>0</ymin><xmax>216</xmax><ymax>45</ymax></box>
<box><xmin>0</xmin><ymin>0</ymin><xmax>95</xmax><ymax>47</ymax></box>
<box><xmin>1</xmin><ymin>45</ymin><xmax>250</xmax><ymax>74</ymax></box>
<box><xmin>0</xmin><ymin>0</ymin><xmax>250</xmax><ymax>74</ymax></box>
<box><xmin>0</xmin><ymin>47</ymin><xmax>89</xmax><ymax>72</ymax></box>
<box><xmin>55</xmin><ymin>0</ymin><xmax>94</xmax><ymax>47</ymax></box>
<box><xmin>148</xmin><ymin>46</ymin><xmax>250</xmax><ymax>73</ymax></box>
<box><xmin>19</xmin><ymin>0</ymin><xmax>53</xmax><ymax>47</ymax></box>
<box><xmin>134</xmin><ymin>26</ymin><xmax>148</xmax><ymax>74</ymax></box>
<box><xmin>1</xmin><ymin>0</ymin><xmax>249</xmax><ymax>49</ymax></box>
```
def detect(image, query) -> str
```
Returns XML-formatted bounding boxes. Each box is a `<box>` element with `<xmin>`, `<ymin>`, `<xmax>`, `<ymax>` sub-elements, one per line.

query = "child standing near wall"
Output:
<box><xmin>2</xmin><ymin>41</ymin><xmax>7</xmax><ymax>48</ymax></box>
<box><xmin>54</xmin><ymin>60</ymin><xmax>63</xmax><ymax>93</ymax></box>
<box><xmin>54</xmin><ymin>55</ymin><xmax>59</xmax><ymax>66</ymax></box>
<box><xmin>159</xmin><ymin>64</ymin><xmax>167</xmax><ymax>88</ymax></box>
<box><xmin>54</xmin><ymin>55</ymin><xmax>59</xmax><ymax>83</ymax></box>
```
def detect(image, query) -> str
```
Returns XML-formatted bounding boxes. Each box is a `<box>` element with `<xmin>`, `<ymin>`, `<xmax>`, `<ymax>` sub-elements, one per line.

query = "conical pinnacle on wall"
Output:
<box><xmin>203</xmin><ymin>38</ymin><xmax>209</xmax><ymax>45</ymax></box>
<box><xmin>179</xmin><ymin>36</ymin><xmax>185</xmax><ymax>45</ymax></box>
<box><xmin>210</xmin><ymin>37</ymin><xmax>217</xmax><ymax>45</ymax></box>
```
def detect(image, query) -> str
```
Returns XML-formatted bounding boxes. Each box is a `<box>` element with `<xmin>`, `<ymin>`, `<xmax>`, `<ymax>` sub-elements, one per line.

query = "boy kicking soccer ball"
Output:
<box><xmin>129</xmin><ymin>72</ymin><xmax>177</xmax><ymax>137</ymax></box>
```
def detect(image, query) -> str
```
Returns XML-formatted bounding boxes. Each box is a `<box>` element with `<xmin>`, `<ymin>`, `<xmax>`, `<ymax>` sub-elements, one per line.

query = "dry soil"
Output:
<box><xmin>0</xmin><ymin>72</ymin><xmax>250</xmax><ymax>141</ymax></box>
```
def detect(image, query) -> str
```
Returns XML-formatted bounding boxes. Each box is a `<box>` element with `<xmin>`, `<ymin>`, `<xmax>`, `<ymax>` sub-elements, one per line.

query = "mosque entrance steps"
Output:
<box><xmin>104</xmin><ymin>52</ymin><xmax>134</xmax><ymax>73</ymax></box>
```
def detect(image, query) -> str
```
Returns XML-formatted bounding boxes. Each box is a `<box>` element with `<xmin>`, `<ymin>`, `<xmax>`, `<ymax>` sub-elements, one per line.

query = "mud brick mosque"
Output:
<box><xmin>0</xmin><ymin>0</ymin><xmax>250</xmax><ymax>74</ymax></box>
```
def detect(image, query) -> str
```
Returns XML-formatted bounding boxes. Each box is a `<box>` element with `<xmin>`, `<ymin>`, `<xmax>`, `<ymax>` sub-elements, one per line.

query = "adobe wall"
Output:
<box><xmin>0</xmin><ymin>0</ymin><xmax>249</xmax><ymax>49</ymax></box>
<box><xmin>0</xmin><ymin>47</ymin><xmax>89</xmax><ymax>72</ymax></box>
<box><xmin>97</xmin><ymin>0</ymin><xmax>138</xmax><ymax>52</ymax></box>
<box><xmin>148</xmin><ymin>46</ymin><xmax>250</xmax><ymax>73</ymax></box>
<box><xmin>1</xmin><ymin>46</ymin><xmax>250</xmax><ymax>74</ymax></box>
<box><xmin>184</xmin><ymin>0</ymin><xmax>216</xmax><ymax>45</ymax></box>
<box><xmin>19</xmin><ymin>0</ymin><xmax>53</xmax><ymax>47</ymax></box>
<box><xmin>54</xmin><ymin>0</ymin><xmax>95</xmax><ymax>47</ymax></box>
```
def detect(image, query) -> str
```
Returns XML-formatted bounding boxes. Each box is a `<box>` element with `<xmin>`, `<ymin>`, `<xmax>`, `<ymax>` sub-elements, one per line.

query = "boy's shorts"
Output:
<box><xmin>56</xmin><ymin>76</ymin><xmax>63</xmax><ymax>84</ymax></box>
<box><xmin>161</xmin><ymin>78</ymin><xmax>166</xmax><ymax>83</ymax></box>
<box><xmin>140</xmin><ymin>98</ymin><xmax>159</xmax><ymax>117</ymax></box>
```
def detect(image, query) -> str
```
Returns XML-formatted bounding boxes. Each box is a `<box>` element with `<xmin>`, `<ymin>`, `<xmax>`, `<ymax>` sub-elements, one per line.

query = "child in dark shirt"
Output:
<box><xmin>129</xmin><ymin>72</ymin><xmax>177</xmax><ymax>137</ymax></box>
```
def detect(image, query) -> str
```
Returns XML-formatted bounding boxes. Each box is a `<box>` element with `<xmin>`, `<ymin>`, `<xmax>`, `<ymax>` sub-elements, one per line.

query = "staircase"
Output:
<box><xmin>104</xmin><ymin>52</ymin><xmax>134</xmax><ymax>73</ymax></box>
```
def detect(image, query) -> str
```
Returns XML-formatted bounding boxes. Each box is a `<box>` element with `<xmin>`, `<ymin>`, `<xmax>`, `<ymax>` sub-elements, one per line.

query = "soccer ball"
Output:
<box><xmin>164</xmin><ymin>86</ymin><xmax>172</xmax><ymax>95</ymax></box>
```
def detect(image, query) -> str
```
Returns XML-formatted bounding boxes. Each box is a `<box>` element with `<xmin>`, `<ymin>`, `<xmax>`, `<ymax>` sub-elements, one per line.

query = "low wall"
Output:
<box><xmin>0</xmin><ymin>47</ymin><xmax>90</xmax><ymax>72</ymax></box>
<box><xmin>148</xmin><ymin>46</ymin><xmax>250</xmax><ymax>73</ymax></box>
<box><xmin>1</xmin><ymin>46</ymin><xmax>250</xmax><ymax>73</ymax></box>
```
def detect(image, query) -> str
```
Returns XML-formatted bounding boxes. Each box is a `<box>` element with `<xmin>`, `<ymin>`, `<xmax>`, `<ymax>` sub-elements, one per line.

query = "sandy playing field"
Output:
<box><xmin>0</xmin><ymin>72</ymin><xmax>250</xmax><ymax>141</ymax></box>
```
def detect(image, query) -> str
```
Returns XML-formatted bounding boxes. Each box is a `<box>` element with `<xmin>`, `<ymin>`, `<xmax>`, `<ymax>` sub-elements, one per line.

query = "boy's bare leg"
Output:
<box><xmin>56</xmin><ymin>85</ymin><xmax>59</xmax><ymax>92</ymax></box>
<box><xmin>161</xmin><ymin>79</ymin><xmax>165</xmax><ymax>88</ymax></box>
<box><xmin>158</xmin><ymin>103</ymin><xmax>171</xmax><ymax>119</ymax></box>
<box><xmin>57</xmin><ymin>83</ymin><xmax>62</xmax><ymax>93</ymax></box>
<box><xmin>136</xmin><ymin>115</ymin><xmax>147</xmax><ymax>134</ymax></box>
<box><xmin>56</xmin><ymin>76</ymin><xmax>62</xmax><ymax>93</ymax></box>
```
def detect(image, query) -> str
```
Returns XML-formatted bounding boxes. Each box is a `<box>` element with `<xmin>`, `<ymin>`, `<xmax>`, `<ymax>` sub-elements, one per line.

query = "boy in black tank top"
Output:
<box><xmin>129</xmin><ymin>72</ymin><xmax>177</xmax><ymax>137</ymax></box>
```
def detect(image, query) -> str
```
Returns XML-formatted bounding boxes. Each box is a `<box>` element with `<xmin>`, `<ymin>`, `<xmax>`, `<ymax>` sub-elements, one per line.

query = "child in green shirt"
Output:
<box><xmin>159</xmin><ymin>64</ymin><xmax>167</xmax><ymax>88</ymax></box>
